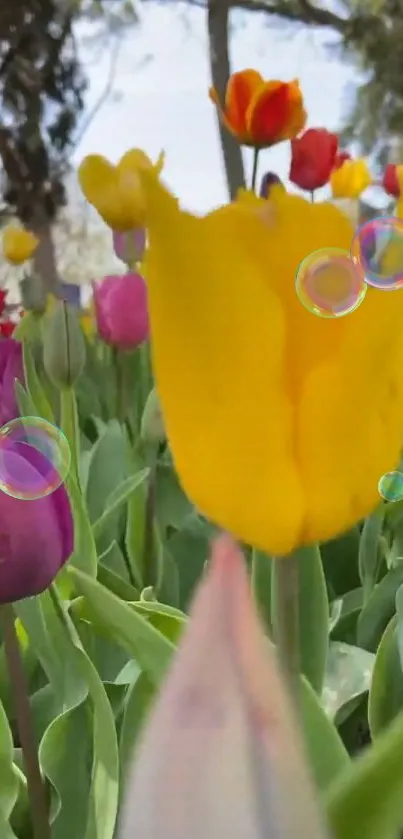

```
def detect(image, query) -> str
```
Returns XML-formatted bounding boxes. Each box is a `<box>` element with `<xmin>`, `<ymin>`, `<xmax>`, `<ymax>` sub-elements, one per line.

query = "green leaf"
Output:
<box><xmin>323</xmin><ymin>642</ymin><xmax>374</xmax><ymax>724</ymax></box>
<box><xmin>46</xmin><ymin>588</ymin><xmax>119</xmax><ymax>839</ymax></box>
<box><xmin>68</xmin><ymin>567</ymin><xmax>175</xmax><ymax>686</ymax></box>
<box><xmin>368</xmin><ymin>615</ymin><xmax>403</xmax><ymax>737</ymax></box>
<box><xmin>60</xmin><ymin>388</ymin><xmax>81</xmax><ymax>485</ymax></box>
<box><xmin>330</xmin><ymin>588</ymin><xmax>363</xmax><ymax>644</ymax></box>
<box><xmin>0</xmin><ymin>697</ymin><xmax>19</xmax><ymax>838</ymax></box>
<box><xmin>66</xmin><ymin>472</ymin><xmax>98</xmax><ymax>577</ymax></box>
<box><xmin>357</xmin><ymin>562</ymin><xmax>403</xmax><ymax>651</ymax></box>
<box><xmin>325</xmin><ymin>704</ymin><xmax>403</xmax><ymax>839</ymax></box>
<box><xmin>14</xmin><ymin>381</ymin><xmax>38</xmax><ymax>419</ymax></box>
<box><xmin>119</xmin><ymin>672</ymin><xmax>155</xmax><ymax>793</ymax></box>
<box><xmin>321</xmin><ymin>528</ymin><xmax>361</xmax><ymax>598</ymax></box>
<box><xmin>358</xmin><ymin>509</ymin><xmax>385</xmax><ymax>602</ymax></box>
<box><xmin>76</xmin><ymin>646</ymin><xmax>119</xmax><ymax>839</ymax></box>
<box><xmin>97</xmin><ymin>561</ymin><xmax>139</xmax><ymax>601</ymax></box>
<box><xmin>86</xmin><ymin>421</ymin><xmax>128</xmax><ymax>523</ymax></box>
<box><xmin>22</xmin><ymin>340</ymin><xmax>55</xmax><ymax>423</ymax></box>
<box><xmin>39</xmin><ymin>701</ymin><xmax>92</xmax><ymax>836</ymax></box>
<box><xmin>301</xmin><ymin>675</ymin><xmax>350</xmax><ymax>792</ymax></box>
<box><xmin>168</xmin><ymin>530</ymin><xmax>210</xmax><ymax>611</ymax></box>
<box><xmin>16</xmin><ymin>592</ymin><xmax>87</xmax><ymax>709</ymax></box>
<box><xmin>158</xmin><ymin>546</ymin><xmax>180</xmax><ymax>608</ymax></box>
<box><xmin>92</xmin><ymin>469</ymin><xmax>149</xmax><ymax>540</ymax></box>
<box><xmin>133</xmin><ymin>600</ymin><xmax>187</xmax><ymax>644</ymax></box>
<box><xmin>155</xmin><ymin>465</ymin><xmax>193</xmax><ymax>530</ymax></box>
<box><xmin>125</xmin><ymin>465</ymin><xmax>148</xmax><ymax>589</ymax></box>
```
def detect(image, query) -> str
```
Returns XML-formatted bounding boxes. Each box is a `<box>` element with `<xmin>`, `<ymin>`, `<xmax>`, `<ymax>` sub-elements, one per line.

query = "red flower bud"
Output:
<box><xmin>289</xmin><ymin>128</ymin><xmax>338</xmax><ymax>192</ymax></box>
<box><xmin>382</xmin><ymin>163</ymin><xmax>402</xmax><ymax>198</ymax></box>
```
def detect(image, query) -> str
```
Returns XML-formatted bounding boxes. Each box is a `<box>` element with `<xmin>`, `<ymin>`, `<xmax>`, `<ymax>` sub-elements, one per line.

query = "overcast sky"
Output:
<box><xmin>74</xmin><ymin>1</ymin><xmax>355</xmax><ymax>213</ymax></box>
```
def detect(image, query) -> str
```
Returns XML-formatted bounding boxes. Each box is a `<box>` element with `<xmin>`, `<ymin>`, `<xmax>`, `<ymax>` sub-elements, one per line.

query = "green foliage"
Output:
<box><xmin>3</xmin><ymin>326</ymin><xmax>403</xmax><ymax>839</ymax></box>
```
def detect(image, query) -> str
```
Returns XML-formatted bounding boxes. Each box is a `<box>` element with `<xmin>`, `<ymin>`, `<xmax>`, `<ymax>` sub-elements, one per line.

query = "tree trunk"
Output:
<box><xmin>207</xmin><ymin>0</ymin><xmax>245</xmax><ymax>199</ymax></box>
<box><xmin>30</xmin><ymin>213</ymin><xmax>61</xmax><ymax>298</ymax></box>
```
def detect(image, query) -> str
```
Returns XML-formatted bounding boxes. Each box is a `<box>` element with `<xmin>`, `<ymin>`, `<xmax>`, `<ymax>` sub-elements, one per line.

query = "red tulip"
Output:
<box><xmin>289</xmin><ymin>128</ymin><xmax>338</xmax><ymax>192</ymax></box>
<box><xmin>382</xmin><ymin>163</ymin><xmax>403</xmax><ymax>198</ymax></box>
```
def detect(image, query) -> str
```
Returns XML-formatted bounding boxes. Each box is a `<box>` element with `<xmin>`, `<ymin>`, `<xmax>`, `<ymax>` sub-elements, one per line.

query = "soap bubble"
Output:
<box><xmin>378</xmin><ymin>471</ymin><xmax>403</xmax><ymax>503</ymax></box>
<box><xmin>295</xmin><ymin>247</ymin><xmax>367</xmax><ymax>318</ymax></box>
<box><xmin>0</xmin><ymin>417</ymin><xmax>71</xmax><ymax>500</ymax></box>
<box><xmin>351</xmin><ymin>216</ymin><xmax>403</xmax><ymax>290</ymax></box>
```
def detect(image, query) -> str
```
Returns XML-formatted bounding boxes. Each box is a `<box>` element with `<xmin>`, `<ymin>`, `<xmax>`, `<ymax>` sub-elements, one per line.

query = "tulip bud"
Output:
<box><xmin>20</xmin><ymin>274</ymin><xmax>47</xmax><ymax>314</ymax></box>
<box><xmin>119</xmin><ymin>536</ymin><xmax>328</xmax><ymax>839</ymax></box>
<box><xmin>141</xmin><ymin>388</ymin><xmax>165</xmax><ymax>444</ymax></box>
<box><xmin>113</xmin><ymin>228</ymin><xmax>146</xmax><ymax>266</ymax></box>
<box><xmin>43</xmin><ymin>301</ymin><xmax>86</xmax><ymax>388</ymax></box>
<box><xmin>259</xmin><ymin>172</ymin><xmax>285</xmax><ymax>198</ymax></box>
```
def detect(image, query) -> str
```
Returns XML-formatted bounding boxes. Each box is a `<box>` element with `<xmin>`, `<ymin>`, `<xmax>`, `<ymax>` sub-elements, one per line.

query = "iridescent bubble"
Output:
<box><xmin>378</xmin><ymin>471</ymin><xmax>403</xmax><ymax>503</ymax></box>
<box><xmin>295</xmin><ymin>247</ymin><xmax>367</xmax><ymax>318</ymax></box>
<box><xmin>351</xmin><ymin>216</ymin><xmax>403</xmax><ymax>290</ymax></box>
<box><xmin>0</xmin><ymin>417</ymin><xmax>71</xmax><ymax>500</ymax></box>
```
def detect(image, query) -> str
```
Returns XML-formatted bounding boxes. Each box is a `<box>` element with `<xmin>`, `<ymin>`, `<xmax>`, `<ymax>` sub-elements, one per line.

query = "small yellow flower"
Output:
<box><xmin>2</xmin><ymin>225</ymin><xmax>38</xmax><ymax>265</ymax></box>
<box><xmin>330</xmin><ymin>159</ymin><xmax>371</xmax><ymax>199</ymax></box>
<box><xmin>78</xmin><ymin>149</ymin><xmax>165</xmax><ymax>231</ymax></box>
<box><xmin>137</xmin><ymin>169</ymin><xmax>403</xmax><ymax>556</ymax></box>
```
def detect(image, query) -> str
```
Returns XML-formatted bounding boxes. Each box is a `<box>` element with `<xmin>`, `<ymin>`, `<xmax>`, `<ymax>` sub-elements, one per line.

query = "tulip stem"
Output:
<box><xmin>0</xmin><ymin>604</ymin><xmax>51</xmax><ymax>839</ymax></box>
<box><xmin>251</xmin><ymin>148</ymin><xmax>260</xmax><ymax>193</ymax></box>
<box><xmin>272</xmin><ymin>555</ymin><xmax>300</xmax><ymax>706</ymax></box>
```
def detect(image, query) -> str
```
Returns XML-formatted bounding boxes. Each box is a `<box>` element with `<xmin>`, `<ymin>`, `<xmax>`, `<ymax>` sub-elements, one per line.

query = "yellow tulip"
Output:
<box><xmin>137</xmin><ymin>171</ymin><xmax>403</xmax><ymax>556</ymax></box>
<box><xmin>78</xmin><ymin>149</ymin><xmax>165</xmax><ymax>231</ymax></box>
<box><xmin>330</xmin><ymin>159</ymin><xmax>371</xmax><ymax>199</ymax></box>
<box><xmin>2</xmin><ymin>225</ymin><xmax>38</xmax><ymax>265</ymax></box>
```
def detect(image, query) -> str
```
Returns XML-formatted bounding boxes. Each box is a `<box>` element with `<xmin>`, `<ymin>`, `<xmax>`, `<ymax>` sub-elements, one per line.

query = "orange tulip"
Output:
<box><xmin>209</xmin><ymin>69</ymin><xmax>307</xmax><ymax>148</ymax></box>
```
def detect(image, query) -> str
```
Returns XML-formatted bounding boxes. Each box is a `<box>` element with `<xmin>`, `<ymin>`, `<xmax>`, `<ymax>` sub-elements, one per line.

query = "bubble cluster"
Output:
<box><xmin>378</xmin><ymin>471</ymin><xmax>403</xmax><ymax>503</ymax></box>
<box><xmin>0</xmin><ymin>417</ymin><xmax>71</xmax><ymax>500</ymax></box>
<box><xmin>295</xmin><ymin>247</ymin><xmax>367</xmax><ymax>318</ymax></box>
<box><xmin>351</xmin><ymin>216</ymin><xmax>403</xmax><ymax>291</ymax></box>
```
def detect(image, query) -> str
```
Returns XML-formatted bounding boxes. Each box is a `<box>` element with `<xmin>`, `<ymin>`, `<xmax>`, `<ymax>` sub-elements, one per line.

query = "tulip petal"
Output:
<box><xmin>78</xmin><ymin>155</ymin><xmax>133</xmax><ymax>230</ymax></box>
<box><xmin>78</xmin><ymin>154</ymin><xmax>116</xmax><ymax>205</ymax></box>
<box><xmin>223</xmin><ymin>69</ymin><xmax>264</xmax><ymax>138</ymax></box>
<box><xmin>119</xmin><ymin>535</ymin><xmax>328</xmax><ymax>839</ymax></box>
<box><xmin>246</xmin><ymin>81</ymin><xmax>289</xmax><ymax>146</ymax></box>
<box><xmin>139</xmin><ymin>172</ymin><xmax>303</xmax><ymax>555</ymax></box>
<box><xmin>246</xmin><ymin>81</ymin><xmax>306</xmax><ymax>147</ymax></box>
<box><xmin>299</xmin><ymin>283</ymin><xmax>403</xmax><ymax>543</ymax></box>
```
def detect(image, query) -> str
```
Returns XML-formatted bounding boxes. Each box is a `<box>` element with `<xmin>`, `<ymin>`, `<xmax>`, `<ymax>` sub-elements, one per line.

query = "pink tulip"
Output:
<box><xmin>119</xmin><ymin>535</ymin><xmax>327</xmax><ymax>839</ymax></box>
<box><xmin>93</xmin><ymin>273</ymin><xmax>149</xmax><ymax>350</ymax></box>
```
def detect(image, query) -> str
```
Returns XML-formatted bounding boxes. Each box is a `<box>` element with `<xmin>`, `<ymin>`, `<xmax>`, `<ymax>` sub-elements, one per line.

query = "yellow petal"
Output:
<box><xmin>78</xmin><ymin>154</ymin><xmax>134</xmax><ymax>231</ymax></box>
<box><xmin>330</xmin><ymin>159</ymin><xmax>371</xmax><ymax>199</ymax></box>
<box><xmin>117</xmin><ymin>149</ymin><xmax>164</xmax><ymax>228</ymax></box>
<box><xmin>2</xmin><ymin>226</ymin><xmax>38</xmax><ymax>265</ymax></box>
<box><xmin>140</xmin><ymin>173</ymin><xmax>403</xmax><ymax>553</ymax></box>
<box><xmin>139</xmin><ymin>174</ymin><xmax>303</xmax><ymax>555</ymax></box>
<box><xmin>78</xmin><ymin>154</ymin><xmax>116</xmax><ymax>204</ymax></box>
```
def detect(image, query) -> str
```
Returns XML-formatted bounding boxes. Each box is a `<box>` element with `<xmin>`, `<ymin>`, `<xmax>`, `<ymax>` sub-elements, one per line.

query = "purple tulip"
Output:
<box><xmin>0</xmin><ymin>339</ymin><xmax>23</xmax><ymax>427</ymax></box>
<box><xmin>113</xmin><ymin>228</ymin><xmax>146</xmax><ymax>266</ymax></box>
<box><xmin>0</xmin><ymin>444</ymin><xmax>74</xmax><ymax>603</ymax></box>
<box><xmin>93</xmin><ymin>273</ymin><xmax>149</xmax><ymax>350</ymax></box>
<box><xmin>259</xmin><ymin>172</ymin><xmax>285</xmax><ymax>198</ymax></box>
